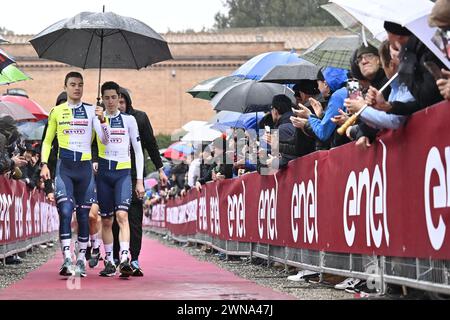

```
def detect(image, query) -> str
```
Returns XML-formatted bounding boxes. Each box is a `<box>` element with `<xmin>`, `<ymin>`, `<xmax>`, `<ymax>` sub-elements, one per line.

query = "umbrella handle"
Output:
<box><xmin>337</xmin><ymin>113</ymin><xmax>359</xmax><ymax>136</ymax></box>
<box><xmin>97</xmin><ymin>30</ymin><xmax>104</xmax><ymax>107</ymax></box>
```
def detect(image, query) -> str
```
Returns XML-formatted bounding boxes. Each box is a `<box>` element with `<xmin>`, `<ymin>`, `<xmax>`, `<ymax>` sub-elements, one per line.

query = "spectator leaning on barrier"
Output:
<box><xmin>211</xmin><ymin>135</ymin><xmax>234</xmax><ymax>181</ymax></box>
<box><xmin>337</xmin><ymin>44</ymin><xmax>389</xmax><ymax>149</ymax></box>
<box><xmin>291</xmin><ymin>67</ymin><xmax>348</xmax><ymax>146</ymax></box>
<box><xmin>195</xmin><ymin>144</ymin><xmax>214</xmax><ymax>192</ymax></box>
<box><xmin>0</xmin><ymin>115</ymin><xmax>28</xmax><ymax>175</ymax></box>
<box><xmin>262</xmin><ymin>94</ymin><xmax>298</xmax><ymax>170</ymax></box>
<box><xmin>20</xmin><ymin>142</ymin><xmax>42</xmax><ymax>189</ymax></box>
<box><xmin>384</xmin><ymin>21</ymin><xmax>445</xmax><ymax>113</ymax></box>
<box><xmin>429</xmin><ymin>0</ymin><xmax>450</xmax><ymax>101</ymax></box>
<box><xmin>346</xmin><ymin>41</ymin><xmax>416</xmax><ymax>149</ymax></box>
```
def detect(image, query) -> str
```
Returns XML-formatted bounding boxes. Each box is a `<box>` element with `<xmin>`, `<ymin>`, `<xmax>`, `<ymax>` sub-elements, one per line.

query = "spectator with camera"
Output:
<box><xmin>0</xmin><ymin>115</ymin><xmax>28</xmax><ymax>176</ymax></box>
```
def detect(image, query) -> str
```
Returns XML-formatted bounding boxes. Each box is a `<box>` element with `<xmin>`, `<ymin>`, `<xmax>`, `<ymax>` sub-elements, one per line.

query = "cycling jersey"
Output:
<box><xmin>97</xmin><ymin>111</ymin><xmax>144</xmax><ymax>179</ymax></box>
<box><xmin>41</xmin><ymin>102</ymin><xmax>109</xmax><ymax>162</ymax></box>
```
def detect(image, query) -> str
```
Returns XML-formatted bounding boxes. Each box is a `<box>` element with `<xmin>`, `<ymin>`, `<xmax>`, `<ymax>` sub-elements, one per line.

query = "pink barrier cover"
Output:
<box><xmin>0</xmin><ymin>177</ymin><xmax>58</xmax><ymax>245</ymax></box>
<box><xmin>148</xmin><ymin>102</ymin><xmax>450</xmax><ymax>259</ymax></box>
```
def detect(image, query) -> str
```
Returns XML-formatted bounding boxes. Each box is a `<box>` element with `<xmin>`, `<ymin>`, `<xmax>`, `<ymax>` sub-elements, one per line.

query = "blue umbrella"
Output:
<box><xmin>208</xmin><ymin>111</ymin><xmax>242</xmax><ymax>125</ymax></box>
<box><xmin>212</xmin><ymin>112</ymin><xmax>265</xmax><ymax>132</ymax></box>
<box><xmin>232</xmin><ymin>50</ymin><xmax>303</xmax><ymax>80</ymax></box>
<box><xmin>169</xmin><ymin>141</ymin><xmax>194</xmax><ymax>155</ymax></box>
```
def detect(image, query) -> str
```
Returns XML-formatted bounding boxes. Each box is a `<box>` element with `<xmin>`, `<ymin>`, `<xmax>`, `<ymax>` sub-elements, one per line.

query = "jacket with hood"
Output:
<box><xmin>119</xmin><ymin>88</ymin><xmax>163</xmax><ymax>180</ymax></box>
<box><xmin>392</xmin><ymin>35</ymin><xmax>445</xmax><ymax>114</ymax></box>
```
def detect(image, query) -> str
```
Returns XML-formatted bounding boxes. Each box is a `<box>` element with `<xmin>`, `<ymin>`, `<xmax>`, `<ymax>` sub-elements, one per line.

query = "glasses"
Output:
<box><xmin>432</xmin><ymin>28</ymin><xmax>450</xmax><ymax>61</ymax></box>
<box><xmin>357</xmin><ymin>53</ymin><xmax>377</xmax><ymax>64</ymax></box>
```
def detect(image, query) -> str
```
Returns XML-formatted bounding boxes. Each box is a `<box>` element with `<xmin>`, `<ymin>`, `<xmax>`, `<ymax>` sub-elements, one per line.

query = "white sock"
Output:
<box><xmin>77</xmin><ymin>241</ymin><xmax>88</xmax><ymax>262</ymax></box>
<box><xmin>105</xmin><ymin>243</ymin><xmax>114</xmax><ymax>264</ymax></box>
<box><xmin>90</xmin><ymin>233</ymin><xmax>100</xmax><ymax>250</ymax></box>
<box><xmin>120</xmin><ymin>242</ymin><xmax>130</xmax><ymax>263</ymax></box>
<box><xmin>61</xmin><ymin>239</ymin><xmax>71</xmax><ymax>259</ymax></box>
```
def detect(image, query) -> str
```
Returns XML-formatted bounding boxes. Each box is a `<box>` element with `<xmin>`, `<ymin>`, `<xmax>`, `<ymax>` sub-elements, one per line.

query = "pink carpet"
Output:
<box><xmin>0</xmin><ymin>237</ymin><xmax>294</xmax><ymax>300</ymax></box>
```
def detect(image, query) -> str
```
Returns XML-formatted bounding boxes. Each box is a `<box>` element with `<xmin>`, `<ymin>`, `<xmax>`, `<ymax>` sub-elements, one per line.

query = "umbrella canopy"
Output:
<box><xmin>0</xmin><ymin>95</ymin><xmax>48</xmax><ymax>120</ymax></box>
<box><xmin>300</xmin><ymin>35</ymin><xmax>365</xmax><ymax>70</ymax></box>
<box><xmin>207</xmin><ymin>110</ymin><xmax>243</xmax><ymax>125</ymax></box>
<box><xmin>0</xmin><ymin>49</ymin><xmax>14</xmax><ymax>71</ymax></box>
<box><xmin>322</xmin><ymin>3</ymin><xmax>386</xmax><ymax>42</ymax></box>
<box><xmin>330</xmin><ymin>0</ymin><xmax>449</xmax><ymax>69</ymax></box>
<box><xmin>182</xmin><ymin>120</ymin><xmax>208</xmax><ymax>132</ymax></box>
<box><xmin>187</xmin><ymin>75</ymin><xmax>244</xmax><ymax>101</ymax></box>
<box><xmin>212</xmin><ymin>112</ymin><xmax>265</xmax><ymax>132</ymax></box>
<box><xmin>232</xmin><ymin>50</ymin><xmax>303</xmax><ymax>80</ymax></box>
<box><xmin>16</xmin><ymin>120</ymin><xmax>47</xmax><ymax>140</ymax></box>
<box><xmin>211</xmin><ymin>80</ymin><xmax>296</xmax><ymax>113</ymax></box>
<box><xmin>163</xmin><ymin>141</ymin><xmax>195</xmax><ymax>161</ymax></box>
<box><xmin>144</xmin><ymin>178</ymin><xmax>159</xmax><ymax>190</ymax></box>
<box><xmin>0</xmin><ymin>101</ymin><xmax>37</xmax><ymax>121</ymax></box>
<box><xmin>181</xmin><ymin>123</ymin><xmax>222</xmax><ymax>143</ymax></box>
<box><xmin>259</xmin><ymin>60</ymin><xmax>321</xmax><ymax>84</ymax></box>
<box><xmin>0</xmin><ymin>65</ymin><xmax>31</xmax><ymax>85</ymax></box>
<box><xmin>0</xmin><ymin>49</ymin><xmax>31</xmax><ymax>85</ymax></box>
<box><xmin>30</xmin><ymin>10</ymin><xmax>173</xmax><ymax>104</ymax></box>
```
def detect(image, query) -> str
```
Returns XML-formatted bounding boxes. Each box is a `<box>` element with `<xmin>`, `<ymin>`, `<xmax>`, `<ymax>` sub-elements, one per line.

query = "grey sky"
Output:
<box><xmin>2</xmin><ymin>0</ymin><xmax>226</xmax><ymax>34</ymax></box>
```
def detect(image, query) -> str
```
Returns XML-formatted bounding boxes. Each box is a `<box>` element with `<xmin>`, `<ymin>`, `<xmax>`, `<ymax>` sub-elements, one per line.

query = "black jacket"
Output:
<box><xmin>390</xmin><ymin>35</ymin><xmax>445</xmax><ymax>115</ymax></box>
<box><xmin>121</xmin><ymin>90</ymin><xmax>163</xmax><ymax>180</ymax></box>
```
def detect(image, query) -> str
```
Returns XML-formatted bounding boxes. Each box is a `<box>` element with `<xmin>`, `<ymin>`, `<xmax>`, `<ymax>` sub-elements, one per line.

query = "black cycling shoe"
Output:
<box><xmin>88</xmin><ymin>248</ymin><xmax>101</xmax><ymax>269</ymax></box>
<box><xmin>99</xmin><ymin>261</ymin><xmax>116</xmax><ymax>277</ymax></box>
<box><xmin>118</xmin><ymin>259</ymin><xmax>133</xmax><ymax>278</ymax></box>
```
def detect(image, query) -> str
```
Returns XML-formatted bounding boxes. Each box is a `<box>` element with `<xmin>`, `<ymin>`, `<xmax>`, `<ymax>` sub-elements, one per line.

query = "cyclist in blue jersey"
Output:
<box><xmin>96</xmin><ymin>82</ymin><xmax>145</xmax><ymax>278</ymax></box>
<box><xmin>40</xmin><ymin>72</ymin><xmax>110</xmax><ymax>277</ymax></box>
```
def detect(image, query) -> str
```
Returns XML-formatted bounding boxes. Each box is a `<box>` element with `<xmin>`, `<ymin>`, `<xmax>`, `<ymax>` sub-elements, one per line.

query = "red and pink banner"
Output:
<box><xmin>147</xmin><ymin>101</ymin><xmax>450</xmax><ymax>260</ymax></box>
<box><xmin>0</xmin><ymin>177</ymin><xmax>58</xmax><ymax>245</ymax></box>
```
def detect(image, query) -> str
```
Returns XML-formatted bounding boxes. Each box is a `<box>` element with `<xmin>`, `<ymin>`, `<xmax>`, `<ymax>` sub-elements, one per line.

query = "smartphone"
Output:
<box><xmin>265</xmin><ymin>126</ymin><xmax>271</xmax><ymax>134</ymax></box>
<box><xmin>347</xmin><ymin>78</ymin><xmax>362</xmax><ymax>100</ymax></box>
<box><xmin>424</xmin><ymin>61</ymin><xmax>443</xmax><ymax>80</ymax></box>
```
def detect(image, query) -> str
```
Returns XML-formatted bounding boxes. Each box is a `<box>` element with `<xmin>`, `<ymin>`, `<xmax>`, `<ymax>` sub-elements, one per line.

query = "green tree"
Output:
<box><xmin>214</xmin><ymin>0</ymin><xmax>339</xmax><ymax>29</ymax></box>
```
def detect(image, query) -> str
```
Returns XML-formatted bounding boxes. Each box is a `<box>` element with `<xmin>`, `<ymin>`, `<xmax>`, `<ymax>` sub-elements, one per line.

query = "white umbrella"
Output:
<box><xmin>329</xmin><ymin>0</ymin><xmax>450</xmax><ymax>69</ymax></box>
<box><xmin>182</xmin><ymin>120</ymin><xmax>208</xmax><ymax>132</ymax></box>
<box><xmin>181</xmin><ymin>123</ymin><xmax>222</xmax><ymax>143</ymax></box>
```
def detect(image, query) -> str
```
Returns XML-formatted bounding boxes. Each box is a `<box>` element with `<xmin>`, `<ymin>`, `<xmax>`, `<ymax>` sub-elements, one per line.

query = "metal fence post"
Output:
<box><xmin>319</xmin><ymin>251</ymin><xmax>325</xmax><ymax>283</ymax></box>
<box><xmin>380</xmin><ymin>256</ymin><xmax>386</xmax><ymax>295</ymax></box>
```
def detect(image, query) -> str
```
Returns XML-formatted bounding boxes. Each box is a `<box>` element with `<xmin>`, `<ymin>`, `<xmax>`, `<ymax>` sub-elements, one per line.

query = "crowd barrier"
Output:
<box><xmin>144</xmin><ymin>101</ymin><xmax>450</xmax><ymax>296</ymax></box>
<box><xmin>0</xmin><ymin>176</ymin><xmax>58</xmax><ymax>261</ymax></box>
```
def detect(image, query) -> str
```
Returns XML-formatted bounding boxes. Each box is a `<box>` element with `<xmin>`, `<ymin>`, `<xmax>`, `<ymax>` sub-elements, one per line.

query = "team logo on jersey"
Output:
<box><xmin>63</xmin><ymin>129</ymin><xmax>86</xmax><ymax>135</ymax></box>
<box><xmin>110</xmin><ymin>115</ymin><xmax>124</xmax><ymax>128</ymax></box>
<box><xmin>110</xmin><ymin>138</ymin><xmax>123</xmax><ymax>144</ymax></box>
<box><xmin>73</xmin><ymin>106</ymin><xmax>88</xmax><ymax>119</ymax></box>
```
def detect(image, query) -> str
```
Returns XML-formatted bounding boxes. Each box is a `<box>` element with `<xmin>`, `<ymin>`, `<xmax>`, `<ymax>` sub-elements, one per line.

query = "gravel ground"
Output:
<box><xmin>0</xmin><ymin>241</ymin><xmax>58</xmax><ymax>290</ymax></box>
<box><xmin>144</xmin><ymin>231</ymin><xmax>354</xmax><ymax>300</ymax></box>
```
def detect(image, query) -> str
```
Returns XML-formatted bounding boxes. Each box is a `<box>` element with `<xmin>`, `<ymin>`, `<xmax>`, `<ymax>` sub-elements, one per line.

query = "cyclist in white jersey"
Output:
<box><xmin>96</xmin><ymin>81</ymin><xmax>145</xmax><ymax>277</ymax></box>
<box><xmin>40</xmin><ymin>72</ymin><xmax>109</xmax><ymax>278</ymax></box>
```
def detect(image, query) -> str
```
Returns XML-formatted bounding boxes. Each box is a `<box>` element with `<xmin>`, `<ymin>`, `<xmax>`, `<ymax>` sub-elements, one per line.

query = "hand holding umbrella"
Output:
<box><xmin>95</xmin><ymin>105</ymin><xmax>105</xmax><ymax>123</ymax></box>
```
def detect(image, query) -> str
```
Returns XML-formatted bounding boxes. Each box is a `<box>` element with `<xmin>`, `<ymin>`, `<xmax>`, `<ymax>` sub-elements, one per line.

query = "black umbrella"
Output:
<box><xmin>259</xmin><ymin>60</ymin><xmax>321</xmax><ymax>84</ymax></box>
<box><xmin>211</xmin><ymin>80</ymin><xmax>295</xmax><ymax>113</ymax></box>
<box><xmin>187</xmin><ymin>75</ymin><xmax>244</xmax><ymax>101</ymax></box>
<box><xmin>30</xmin><ymin>8</ymin><xmax>173</xmax><ymax>105</ymax></box>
